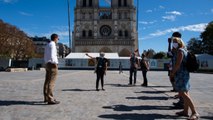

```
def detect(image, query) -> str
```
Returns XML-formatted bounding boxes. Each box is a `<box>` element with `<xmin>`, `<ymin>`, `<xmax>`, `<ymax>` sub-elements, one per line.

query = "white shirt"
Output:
<box><xmin>44</xmin><ymin>41</ymin><xmax>58</xmax><ymax>64</ymax></box>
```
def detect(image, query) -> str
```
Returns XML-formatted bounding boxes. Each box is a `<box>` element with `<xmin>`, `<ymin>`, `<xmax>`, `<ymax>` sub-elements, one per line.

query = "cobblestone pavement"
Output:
<box><xmin>0</xmin><ymin>70</ymin><xmax>212</xmax><ymax>120</ymax></box>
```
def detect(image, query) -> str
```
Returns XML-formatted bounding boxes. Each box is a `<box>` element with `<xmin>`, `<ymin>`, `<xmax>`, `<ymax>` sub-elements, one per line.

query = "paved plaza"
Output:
<box><xmin>0</xmin><ymin>70</ymin><xmax>213</xmax><ymax>120</ymax></box>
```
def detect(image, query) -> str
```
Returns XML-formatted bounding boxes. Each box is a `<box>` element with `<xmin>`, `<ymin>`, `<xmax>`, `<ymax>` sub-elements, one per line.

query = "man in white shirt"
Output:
<box><xmin>43</xmin><ymin>33</ymin><xmax>60</xmax><ymax>105</ymax></box>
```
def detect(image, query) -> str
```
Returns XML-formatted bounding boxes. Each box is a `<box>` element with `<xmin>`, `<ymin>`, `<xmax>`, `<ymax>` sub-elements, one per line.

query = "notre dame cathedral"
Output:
<box><xmin>72</xmin><ymin>0</ymin><xmax>138</xmax><ymax>56</ymax></box>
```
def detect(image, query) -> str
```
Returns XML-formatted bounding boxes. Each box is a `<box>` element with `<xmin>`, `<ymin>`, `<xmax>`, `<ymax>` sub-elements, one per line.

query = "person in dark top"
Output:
<box><xmin>140</xmin><ymin>53</ymin><xmax>149</xmax><ymax>87</ymax></box>
<box><xmin>86</xmin><ymin>52</ymin><xmax>108</xmax><ymax>91</ymax></box>
<box><xmin>167</xmin><ymin>37</ymin><xmax>175</xmax><ymax>91</ymax></box>
<box><xmin>119</xmin><ymin>62</ymin><xmax>123</xmax><ymax>74</ymax></box>
<box><xmin>129</xmin><ymin>52</ymin><xmax>139</xmax><ymax>85</ymax></box>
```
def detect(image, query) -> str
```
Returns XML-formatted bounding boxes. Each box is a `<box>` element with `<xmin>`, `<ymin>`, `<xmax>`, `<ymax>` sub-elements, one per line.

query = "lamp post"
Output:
<box><xmin>136</xmin><ymin>0</ymin><xmax>139</xmax><ymax>53</ymax></box>
<box><xmin>137</xmin><ymin>0</ymin><xmax>139</xmax><ymax>31</ymax></box>
<box><xmin>67</xmin><ymin>0</ymin><xmax>71</xmax><ymax>52</ymax></box>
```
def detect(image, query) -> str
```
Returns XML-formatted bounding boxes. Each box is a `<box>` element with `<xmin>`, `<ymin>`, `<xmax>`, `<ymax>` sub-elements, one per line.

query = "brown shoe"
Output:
<box><xmin>48</xmin><ymin>100</ymin><xmax>60</xmax><ymax>105</ymax></box>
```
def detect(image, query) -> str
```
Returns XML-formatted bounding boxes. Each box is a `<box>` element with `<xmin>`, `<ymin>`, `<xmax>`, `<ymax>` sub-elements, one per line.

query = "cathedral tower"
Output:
<box><xmin>73</xmin><ymin>0</ymin><xmax>138</xmax><ymax>56</ymax></box>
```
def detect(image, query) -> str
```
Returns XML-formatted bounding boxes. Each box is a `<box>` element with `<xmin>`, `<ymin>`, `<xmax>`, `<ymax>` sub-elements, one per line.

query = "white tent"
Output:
<box><xmin>196</xmin><ymin>54</ymin><xmax>213</xmax><ymax>70</ymax></box>
<box><xmin>65</xmin><ymin>53</ymin><xmax>119</xmax><ymax>59</ymax></box>
<box><xmin>196</xmin><ymin>54</ymin><xmax>213</xmax><ymax>60</ymax></box>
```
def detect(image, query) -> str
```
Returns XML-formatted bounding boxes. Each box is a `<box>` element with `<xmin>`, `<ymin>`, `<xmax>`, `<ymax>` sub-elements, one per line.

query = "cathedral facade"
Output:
<box><xmin>72</xmin><ymin>0</ymin><xmax>138</xmax><ymax>56</ymax></box>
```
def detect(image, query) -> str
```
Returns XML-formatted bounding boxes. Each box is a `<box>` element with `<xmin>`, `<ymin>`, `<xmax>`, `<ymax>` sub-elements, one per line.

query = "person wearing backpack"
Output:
<box><xmin>129</xmin><ymin>52</ymin><xmax>139</xmax><ymax>85</ymax></box>
<box><xmin>140</xmin><ymin>53</ymin><xmax>149</xmax><ymax>87</ymax></box>
<box><xmin>86</xmin><ymin>52</ymin><xmax>108</xmax><ymax>91</ymax></box>
<box><xmin>169</xmin><ymin>32</ymin><xmax>184</xmax><ymax>109</ymax></box>
<box><xmin>170</xmin><ymin>37</ymin><xmax>199</xmax><ymax>120</ymax></box>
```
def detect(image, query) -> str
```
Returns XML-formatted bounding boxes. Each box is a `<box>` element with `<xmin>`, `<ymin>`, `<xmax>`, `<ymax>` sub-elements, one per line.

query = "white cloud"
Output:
<box><xmin>140</xmin><ymin>23</ymin><xmax>207</xmax><ymax>40</ymax></box>
<box><xmin>1</xmin><ymin>0</ymin><xmax>17</xmax><ymax>3</ymax></box>
<box><xmin>19</xmin><ymin>11</ymin><xmax>33</xmax><ymax>16</ymax></box>
<box><xmin>146</xmin><ymin>10</ymin><xmax>153</xmax><ymax>13</ymax></box>
<box><xmin>162</xmin><ymin>15</ymin><xmax>176</xmax><ymax>21</ymax></box>
<box><xmin>166</xmin><ymin>11</ymin><xmax>182</xmax><ymax>16</ymax></box>
<box><xmin>43</xmin><ymin>31</ymin><xmax>69</xmax><ymax>39</ymax></box>
<box><xmin>162</xmin><ymin>11</ymin><xmax>182</xmax><ymax>21</ymax></box>
<box><xmin>139</xmin><ymin>20</ymin><xmax>157</xmax><ymax>25</ymax></box>
<box><xmin>150</xmin><ymin>23</ymin><xmax>207</xmax><ymax>37</ymax></box>
<box><xmin>159</xmin><ymin>5</ymin><xmax>165</xmax><ymax>9</ymax></box>
<box><xmin>41</xmin><ymin>26</ymin><xmax>70</xmax><ymax>40</ymax></box>
<box><xmin>51</xmin><ymin>26</ymin><xmax>69</xmax><ymax>31</ymax></box>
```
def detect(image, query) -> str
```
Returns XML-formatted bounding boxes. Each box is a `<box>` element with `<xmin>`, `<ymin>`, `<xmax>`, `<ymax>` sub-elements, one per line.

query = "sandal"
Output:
<box><xmin>188</xmin><ymin>113</ymin><xmax>199</xmax><ymax>120</ymax></box>
<box><xmin>176</xmin><ymin>111</ymin><xmax>189</xmax><ymax>117</ymax></box>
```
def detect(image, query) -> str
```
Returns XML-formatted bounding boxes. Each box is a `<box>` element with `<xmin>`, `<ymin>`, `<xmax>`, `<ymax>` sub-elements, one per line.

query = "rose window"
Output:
<box><xmin>100</xmin><ymin>25</ymin><xmax>111</xmax><ymax>36</ymax></box>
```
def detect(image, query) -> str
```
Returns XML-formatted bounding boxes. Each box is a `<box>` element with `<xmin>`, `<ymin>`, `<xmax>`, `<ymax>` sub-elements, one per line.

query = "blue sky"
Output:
<box><xmin>0</xmin><ymin>0</ymin><xmax>213</xmax><ymax>53</ymax></box>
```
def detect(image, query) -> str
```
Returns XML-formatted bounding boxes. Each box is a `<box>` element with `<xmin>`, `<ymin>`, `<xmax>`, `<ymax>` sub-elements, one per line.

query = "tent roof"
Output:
<box><xmin>196</xmin><ymin>54</ymin><xmax>213</xmax><ymax>60</ymax></box>
<box><xmin>65</xmin><ymin>53</ymin><xmax>119</xmax><ymax>59</ymax></box>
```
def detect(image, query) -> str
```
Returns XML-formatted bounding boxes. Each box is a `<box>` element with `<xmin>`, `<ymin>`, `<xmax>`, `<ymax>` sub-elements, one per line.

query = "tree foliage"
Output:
<box><xmin>0</xmin><ymin>19</ymin><xmax>35</xmax><ymax>60</ymax></box>
<box><xmin>186</xmin><ymin>21</ymin><xmax>213</xmax><ymax>55</ymax></box>
<box><xmin>200</xmin><ymin>21</ymin><xmax>213</xmax><ymax>55</ymax></box>
<box><xmin>143</xmin><ymin>49</ymin><xmax>156</xmax><ymax>59</ymax></box>
<box><xmin>153</xmin><ymin>51</ymin><xmax>167</xmax><ymax>59</ymax></box>
<box><xmin>187</xmin><ymin>38</ymin><xmax>203</xmax><ymax>54</ymax></box>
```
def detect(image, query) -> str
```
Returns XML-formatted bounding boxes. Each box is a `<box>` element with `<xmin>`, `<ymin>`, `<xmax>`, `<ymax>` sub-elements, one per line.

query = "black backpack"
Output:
<box><xmin>185</xmin><ymin>52</ymin><xmax>199</xmax><ymax>72</ymax></box>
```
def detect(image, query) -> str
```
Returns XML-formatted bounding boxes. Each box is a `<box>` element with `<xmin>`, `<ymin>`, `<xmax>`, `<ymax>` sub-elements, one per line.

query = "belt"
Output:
<box><xmin>47</xmin><ymin>62</ymin><xmax>58</xmax><ymax>66</ymax></box>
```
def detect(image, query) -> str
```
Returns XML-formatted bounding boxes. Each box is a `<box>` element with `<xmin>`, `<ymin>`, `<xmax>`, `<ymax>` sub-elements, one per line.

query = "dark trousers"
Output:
<box><xmin>129</xmin><ymin>68</ymin><xmax>137</xmax><ymax>84</ymax></box>
<box><xmin>142</xmin><ymin>70</ymin><xmax>148</xmax><ymax>85</ymax></box>
<box><xmin>96</xmin><ymin>68</ymin><xmax>105</xmax><ymax>89</ymax></box>
<box><xmin>168</xmin><ymin>70</ymin><xmax>175</xmax><ymax>90</ymax></box>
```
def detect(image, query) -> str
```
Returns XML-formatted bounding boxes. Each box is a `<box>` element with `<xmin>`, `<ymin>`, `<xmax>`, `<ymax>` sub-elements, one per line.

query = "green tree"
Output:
<box><xmin>187</xmin><ymin>38</ymin><xmax>203</xmax><ymax>54</ymax></box>
<box><xmin>143</xmin><ymin>49</ymin><xmax>156</xmax><ymax>59</ymax></box>
<box><xmin>153</xmin><ymin>51</ymin><xmax>166</xmax><ymax>59</ymax></box>
<box><xmin>200</xmin><ymin>21</ymin><xmax>213</xmax><ymax>55</ymax></box>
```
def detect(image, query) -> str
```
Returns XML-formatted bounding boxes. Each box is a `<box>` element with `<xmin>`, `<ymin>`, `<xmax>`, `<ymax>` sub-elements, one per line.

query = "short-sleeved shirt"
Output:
<box><xmin>96</xmin><ymin>57</ymin><xmax>108</xmax><ymax>70</ymax></box>
<box><xmin>140</xmin><ymin>58</ymin><xmax>148</xmax><ymax>71</ymax></box>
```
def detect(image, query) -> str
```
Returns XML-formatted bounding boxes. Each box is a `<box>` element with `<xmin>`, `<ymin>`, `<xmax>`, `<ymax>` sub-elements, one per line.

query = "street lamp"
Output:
<box><xmin>137</xmin><ymin>0</ymin><xmax>139</xmax><ymax>31</ymax></box>
<box><xmin>67</xmin><ymin>0</ymin><xmax>71</xmax><ymax>52</ymax></box>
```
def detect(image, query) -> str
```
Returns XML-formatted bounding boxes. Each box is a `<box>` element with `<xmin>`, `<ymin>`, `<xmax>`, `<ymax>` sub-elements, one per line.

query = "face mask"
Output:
<box><xmin>172</xmin><ymin>43</ymin><xmax>179</xmax><ymax>48</ymax></box>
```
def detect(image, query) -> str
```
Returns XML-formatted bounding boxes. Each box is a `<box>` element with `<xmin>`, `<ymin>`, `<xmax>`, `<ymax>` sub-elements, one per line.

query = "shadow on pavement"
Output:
<box><xmin>200</xmin><ymin>116</ymin><xmax>213</xmax><ymax>120</ymax></box>
<box><xmin>105</xmin><ymin>84</ymin><xmax>132</xmax><ymax>87</ymax></box>
<box><xmin>0</xmin><ymin>100</ymin><xmax>46</xmax><ymax>106</ymax></box>
<box><xmin>98</xmin><ymin>113</ymin><xmax>178</xmax><ymax>120</ymax></box>
<box><xmin>150</xmin><ymin>85</ymin><xmax>171</xmax><ymax>88</ymax></box>
<box><xmin>135</xmin><ymin>90</ymin><xmax>167</xmax><ymax>94</ymax></box>
<box><xmin>62</xmin><ymin>88</ymin><xmax>97</xmax><ymax>92</ymax></box>
<box><xmin>102</xmin><ymin>104</ymin><xmax>171</xmax><ymax>111</ymax></box>
<box><xmin>126</xmin><ymin>96</ymin><xmax>169</xmax><ymax>101</ymax></box>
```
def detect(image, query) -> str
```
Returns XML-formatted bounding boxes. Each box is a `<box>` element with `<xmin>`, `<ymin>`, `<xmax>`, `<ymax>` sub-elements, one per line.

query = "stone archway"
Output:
<box><xmin>119</xmin><ymin>48</ymin><xmax>131</xmax><ymax>57</ymax></box>
<box><xmin>82</xmin><ymin>48</ymin><xmax>90</xmax><ymax>53</ymax></box>
<box><xmin>99</xmin><ymin>47</ymin><xmax>112</xmax><ymax>53</ymax></box>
